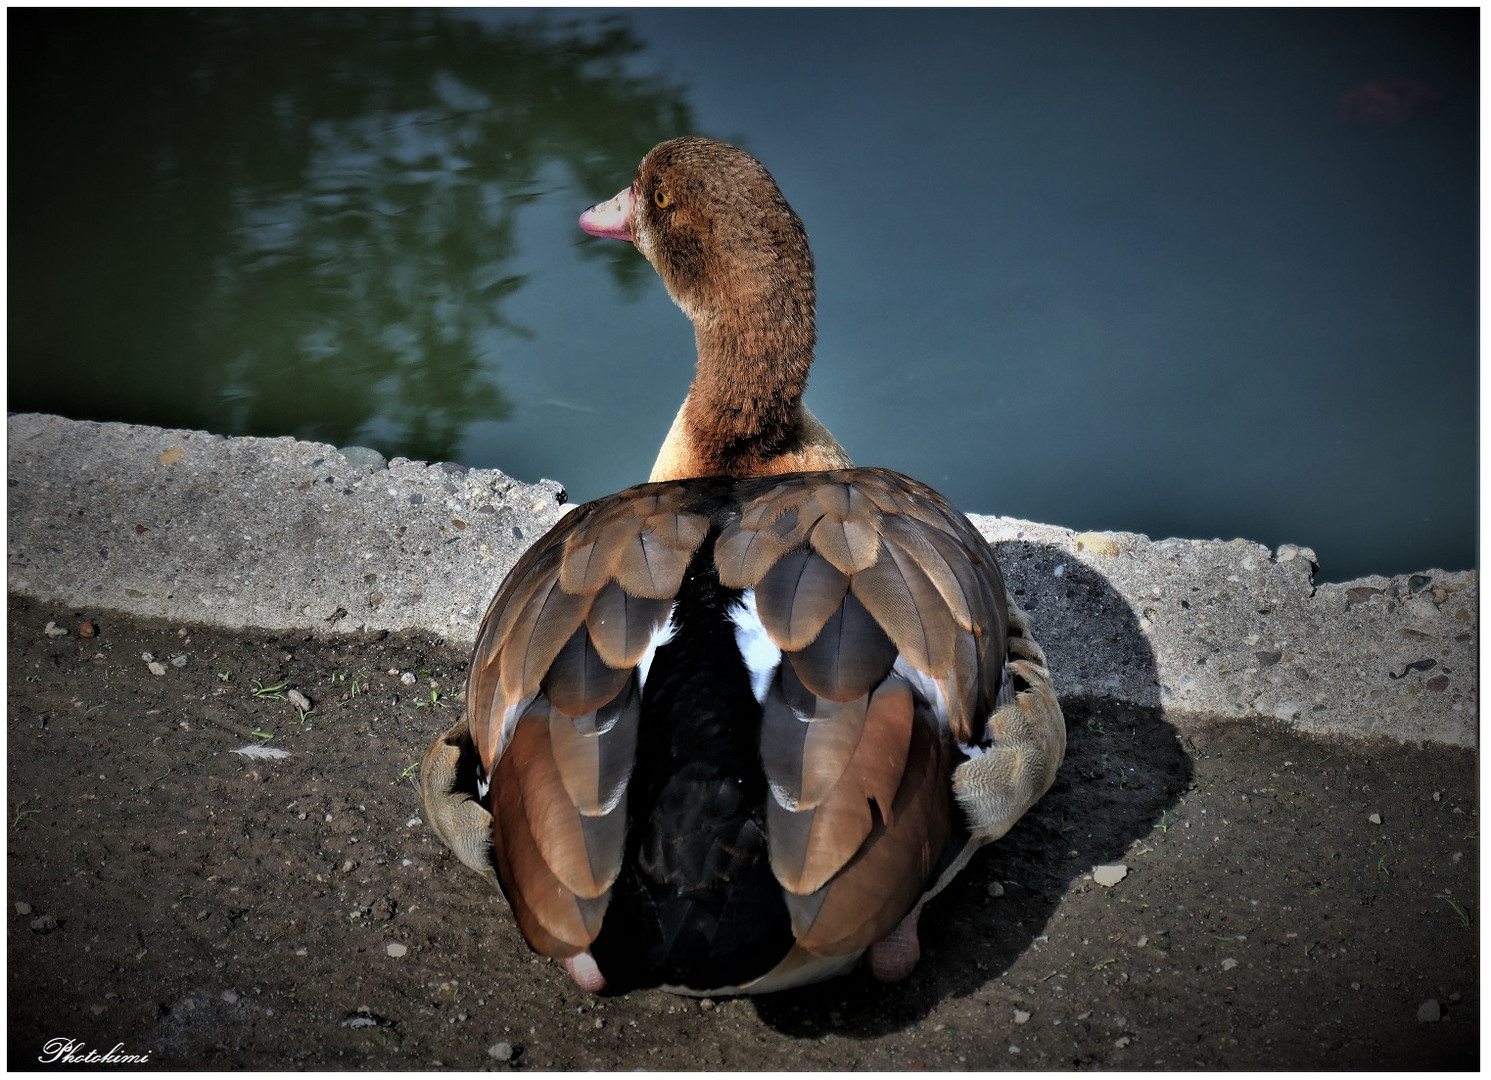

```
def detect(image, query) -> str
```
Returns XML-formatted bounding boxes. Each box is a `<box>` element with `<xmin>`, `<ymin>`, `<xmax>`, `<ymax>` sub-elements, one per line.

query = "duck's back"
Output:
<box><xmin>461</xmin><ymin>467</ymin><xmax>1015</xmax><ymax>993</ymax></box>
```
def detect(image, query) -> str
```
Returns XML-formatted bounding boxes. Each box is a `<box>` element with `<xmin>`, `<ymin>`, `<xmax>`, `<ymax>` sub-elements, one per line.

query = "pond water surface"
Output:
<box><xmin>8</xmin><ymin>8</ymin><xmax>1478</xmax><ymax>581</ymax></box>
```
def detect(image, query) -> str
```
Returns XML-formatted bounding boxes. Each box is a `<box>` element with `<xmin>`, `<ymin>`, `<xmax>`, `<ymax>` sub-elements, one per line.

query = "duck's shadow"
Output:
<box><xmin>749</xmin><ymin>541</ymin><xmax>1193</xmax><ymax>1037</ymax></box>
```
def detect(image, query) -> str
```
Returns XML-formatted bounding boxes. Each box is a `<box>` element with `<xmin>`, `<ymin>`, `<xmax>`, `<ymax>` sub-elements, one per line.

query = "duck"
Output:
<box><xmin>421</xmin><ymin>136</ymin><xmax>1065</xmax><ymax>996</ymax></box>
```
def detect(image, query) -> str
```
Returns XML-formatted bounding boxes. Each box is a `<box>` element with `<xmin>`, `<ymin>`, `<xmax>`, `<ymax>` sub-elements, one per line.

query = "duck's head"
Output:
<box><xmin>580</xmin><ymin>137</ymin><xmax>814</xmax><ymax>329</ymax></box>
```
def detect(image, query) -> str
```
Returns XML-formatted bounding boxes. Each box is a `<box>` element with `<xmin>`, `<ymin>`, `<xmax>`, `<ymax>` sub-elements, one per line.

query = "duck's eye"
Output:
<box><xmin>653</xmin><ymin>189</ymin><xmax>673</xmax><ymax>209</ymax></box>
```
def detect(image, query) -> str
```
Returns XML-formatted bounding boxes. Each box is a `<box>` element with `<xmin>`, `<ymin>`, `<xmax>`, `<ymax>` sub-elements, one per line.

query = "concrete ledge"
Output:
<box><xmin>6</xmin><ymin>413</ymin><xmax>570</xmax><ymax>639</ymax></box>
<box><xmin>972</xmin><ymin>517</ymin><xmax>1476</xmax><ymax>747</ymax></box>
<box><xmin>7</xmin><ymin>413</ymin><xmax>1476</xmax><ymax>747</ymax></box>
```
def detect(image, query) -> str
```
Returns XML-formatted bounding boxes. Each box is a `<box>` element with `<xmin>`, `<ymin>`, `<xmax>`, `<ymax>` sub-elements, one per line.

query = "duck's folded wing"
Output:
<box><xmin>716</xmin><ymin>468</ymin><xmax>1011</xmax><ymax>956</ymax></box>
<box><xmin>466</xmin><ymin>486</ymin><xmax>711</xmax><ymax>956</ymax></box>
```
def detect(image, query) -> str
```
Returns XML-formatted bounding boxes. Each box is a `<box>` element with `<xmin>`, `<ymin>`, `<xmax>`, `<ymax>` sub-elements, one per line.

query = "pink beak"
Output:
<box><xmin>579</xmin><ymin>186</ymin><xmax>635</xmax><ymax>242</ymax></box>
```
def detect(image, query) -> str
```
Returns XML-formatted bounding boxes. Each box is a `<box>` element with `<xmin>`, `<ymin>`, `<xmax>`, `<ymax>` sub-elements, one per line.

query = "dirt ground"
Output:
<box><xmin>6</xmin><ymin>593</ymin><xmax>1478</xmax><ymax>1071</ymax></box>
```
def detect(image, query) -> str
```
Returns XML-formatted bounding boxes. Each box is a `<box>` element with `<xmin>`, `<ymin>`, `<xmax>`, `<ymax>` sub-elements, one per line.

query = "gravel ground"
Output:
<box><xmin>6</xmin><ymin>595</ymin><xmax>1478</xmax><ymax>1070</ymax></box>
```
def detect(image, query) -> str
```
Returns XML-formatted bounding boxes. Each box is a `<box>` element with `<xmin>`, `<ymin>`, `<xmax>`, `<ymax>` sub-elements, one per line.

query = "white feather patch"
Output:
<box><xmin>637</xmin><ymin>604</ymin><xmax>680</xmax><ymax>689</ymax></box>
<box><xmin>959</xmin><ymin>660</ymin><xmax>1015</xmax><ymax>759</ymax></box>
<box><xmin>892</xmin><ymin>656</ymin><xmax>949</xmax><ymax>733</ymax></box>
<box><xmin>895</xmin><ymin>655</ymin><xmax>1013</xmax><ymax>760</ymax></box>
<box><xmin>728</xmin><ymin>588</ymin><xmax>782</xmax><ymax>704</ymax></box>
<box><xmin>494</xmin><ymin>690</ymin><xmax>540</xmax><ymax>763</ymax></box>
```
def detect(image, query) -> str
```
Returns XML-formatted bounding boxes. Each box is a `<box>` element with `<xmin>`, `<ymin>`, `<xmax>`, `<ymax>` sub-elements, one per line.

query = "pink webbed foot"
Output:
<box><xmin>564</xmin><ymin>951</ymin><xmax>607</xmax><ymax>993</ymax></box>
<box><xmin>867</xmin><ymin>904</ymin><xmax>923</xmax><ymax>982</ymax></box>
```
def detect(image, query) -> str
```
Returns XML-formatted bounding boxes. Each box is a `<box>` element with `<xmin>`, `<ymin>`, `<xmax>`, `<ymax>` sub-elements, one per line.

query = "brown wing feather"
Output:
<box><xmin>470</xmin><ymin>486</ymin><xmax>709</xmax><ymax>765</ymax></box>
<box><xmin>766</xmin><ymin>771</ymin><xmax>875</xmax><ymax>895</ymax></box>
<box><xmin>541</xmin><ymin>624</ymin><xmax>631</xmax><ymax>717</ymax></box>
<box><xmin>490</xmin><ymin>716</ymin><xmax>612</xmax><ymax>954</ymax></box>
<box><xmin>761</xmin><ymin>661</ymin><xmax>871</xmax><ymax>809</ymax></box>
<box><xmin>807</xmin><ymin>504</ymin><xmax>881</xmax><ymax>575</ymax></box>
<box><xmin>753</xmin><ymin>547</ymin><xmax>851</xmax><ymax>651</ymax></box>
<box><xmin>715</xmin><ymin>510</ymin><xmax>798</xmax><ymax>587</ymax></box>
<box><xmin>786</xmin><ymin>709</ymin><xmax>952</xmax><ymax>957</ymax></box>
<box><xmin>468</xmin><ymin>540</ymin><xmax>569</xmax><ymax>772</ymax></box>
<box><xmin>546</xmin><ymin>675</ymin><xmax>642</xmax><ymax>819</ymax></box>
<box><xmin>762</xmin><ymin>671</ymin><xmax>918</xmax><ymax>897</ymax></box>
<box><xmin>585</xmin><ymin>582</ymin><xmax>672</xmax><ymax>669</ymax></box>
<box><xmin>472</xmin><ymin>542</ymin><xmax>562</xmax><ymax>669</ymax></box>
<box><xmin>785</xmin><ymin>588</ymin><xmax>898</xmax><ymax>704</ymax></box>
<box><xmin>853</xmin><ymin>675</ymin><xmax>919</xmax><ymax>827</ymax></box>
<box><xmin>849</xmin><ymin>538</ymin><xmax>954</xmax><ymax>677</ymax></box>
<box><xmin>497</xmin><ymin>571</ymin><xmax>591</xmax><ymax>703</ymax></box>
<box><xmin>722</xmin><ymin>469</ymin><xmax>1009</xmax><ymax>959</ymax></box>
<box><xmin>878</xmin><ymin>512</ymin><xmax>976</xmax><ymax>629</ymax></box>
<box><xmin>509</xmin><ymin>703</ymin><xmax>619</xmax><ymax>900</ymax></box>
<box><xmin>466</xmin><ymin>482</ymin><xmax>711</xmax><ymax>961</ymax></box>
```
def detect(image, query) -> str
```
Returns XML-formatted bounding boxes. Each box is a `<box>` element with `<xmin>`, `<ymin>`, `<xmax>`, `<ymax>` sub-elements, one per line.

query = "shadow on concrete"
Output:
<box><xmin>750</xmin><ymin>542</ymin><xmax>1193</xmax><ymax>1037</ymax></box>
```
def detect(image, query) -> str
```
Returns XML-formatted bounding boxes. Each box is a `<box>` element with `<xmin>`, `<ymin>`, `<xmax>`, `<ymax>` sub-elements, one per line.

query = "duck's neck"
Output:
<box><xmin>649</xmin><ymin>297</ymin><xmax>851</xmax><ymax>482</ymax></box>
<box><xmin>687</xmin><ymin>298</ymin><xmax>813</xmax><ymax>454</ymax></box>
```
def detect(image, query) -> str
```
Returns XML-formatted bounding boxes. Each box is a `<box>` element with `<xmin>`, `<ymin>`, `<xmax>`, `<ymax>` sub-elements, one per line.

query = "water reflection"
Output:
<box><xmin>9</xmin><ymin>8</ymin><xmax>692</xmax><ymax>462</ymax></box>
<box><xmin>8</xmin><ymin>8</ymin><xmax>1476</xmax><ymax>580</ymax></box>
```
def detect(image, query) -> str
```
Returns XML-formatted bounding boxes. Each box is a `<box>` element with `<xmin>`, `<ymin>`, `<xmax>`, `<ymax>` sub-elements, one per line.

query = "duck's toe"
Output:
<box><xmin>866</xmin><ymin>904</ymin><xmax>922</xmax><ymax>982</ymax></box>
<box><xmin>564</xmin><ymin>951</ymin><xmax>607</xmax><ymax>993</ymax></box>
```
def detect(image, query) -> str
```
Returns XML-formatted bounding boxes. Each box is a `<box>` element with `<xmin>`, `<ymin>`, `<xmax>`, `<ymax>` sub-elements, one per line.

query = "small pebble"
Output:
<box><xmin>1221</xmin><ymin>958</ymin><xmax>1239</xmax><ymax>971</ymax></box>
<box><xmin>1417</xmin><ymin>999</ymin><xmax>1441</xmax><ymax>1022</ymax></box>
<box><xmin>386</xmin><ymin>943</ymin><xmax>408</xmax><ymax>958</ymax></box>
<box><xmin>488</xmin><ymin>1042</ymin><xmax>514</xmax><ymax>1062</ymax></box>
<box><xmin>1369</xmin><ymin>812</ymin><xmax>1382</xmax><ymax>825</ymax></box>
<box><xmin>30</xmin><ymin>914</ymin><xmax>59</xmax><ymax>933</ymax></box>
<box><xmin>78</xmin><ymin>620</ymin><xmax>97</xmax><ymax>638</ymax></box>
<box><xmin>148</xmin><ymin>661</ymin><xmax>167</xmax><ymax>677</ymax></box>
<box><xmin>987</xmin><ymin>881</ymin><xmax>1005</xmax><ymax>898</ymax></box>
<box><xmin>43</xmin><ymin>622</ymin><xmax>67</xmax><ymax>638</ymax></box>
<box><xmin>400</xmin><ymin>671</ymin><xmax>417</xmax><ymax>686</ymax></box>
<box><xmin>340</xmin><ymin>445</ymin><xmax>388</xmax><ymax>471</ymax></box>
<box><xmin>1093</xmin><ymin>864</ymin><xmax>1128</xmax><ymax>887</ymax></box>
<box><xmin>14</xmin><ymin>902</ymin><xmax>33</xmax><ymax>916</ymax></box>
<box><xmin>1013</xmin><ymin>1009</ymin><xmax>1031</xmax><ymax>1024</ymax></box>
<box><xmin>288</xmin><ymin>690</ymin><xmax>312</xmax><ymax>713</ymax></box>
<box><xmin>221</xmin><ymin>989</ymin><xmax>240</xmax><ymax>1004</ymax></box>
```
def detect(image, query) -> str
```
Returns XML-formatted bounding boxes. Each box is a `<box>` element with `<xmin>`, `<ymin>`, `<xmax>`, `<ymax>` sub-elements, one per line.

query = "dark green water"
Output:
<box><xmin>8</xmin><ymin>8</ymin><xmax>1478</xmax><ymax>581</ymax></box>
